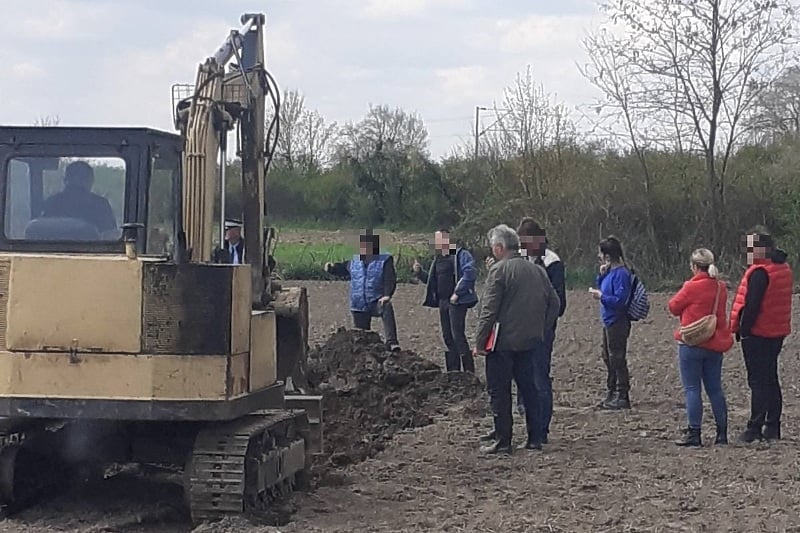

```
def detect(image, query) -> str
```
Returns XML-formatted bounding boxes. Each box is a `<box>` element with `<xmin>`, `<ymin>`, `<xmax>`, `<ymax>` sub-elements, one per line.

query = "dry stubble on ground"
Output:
<box><xmin>3</xmin><ymin>280</ymin><xmax>800</xmax><ymax>532</ymax></box>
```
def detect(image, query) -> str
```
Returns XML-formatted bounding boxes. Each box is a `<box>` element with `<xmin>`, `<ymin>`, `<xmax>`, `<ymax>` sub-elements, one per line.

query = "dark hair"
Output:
<box><xmin>746</xmin><ymin>225</ymin><xmax>775</xmax><ymax>250</ymax></box>
<box><xmin>64</xmin><ymin>161</ymin><xmax>93</xmax><ymax>183</ymax></box>
<box><xmin>599</xmin><ymin>235</ymin><xmax>624</xmax><ymax>261</ymax></box>
<box><xmin>359</xmin><ymin>230</ymin><xmax>380</xmax><ymax>255</ymax></box>
<box><xmin>517</xmin><ymin>217</ymin><xmax>544</xmax><ymax>237</ymax></box>
<box><xmin>436</xmin><ymin>227</ymin><xmax>450</xmax><ymax>234</ymax></box>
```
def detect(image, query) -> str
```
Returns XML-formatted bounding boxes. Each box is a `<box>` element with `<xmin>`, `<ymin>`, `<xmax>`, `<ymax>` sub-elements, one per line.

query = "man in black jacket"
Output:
<box><xmin>516</xmin><ymin>218</ymin><xmax>566</xmax><ymax>444</ymax></box>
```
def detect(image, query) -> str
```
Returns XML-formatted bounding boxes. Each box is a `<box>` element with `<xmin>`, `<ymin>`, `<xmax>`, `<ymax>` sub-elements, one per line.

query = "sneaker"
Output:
<box><xmin>517</xmin><ymin>439</ymin><xmax>542</xmax><ymax>451</ymax></box>
<box><xmin>480</xmin><ymin>441</ymin><xmax>512</xmax><ymax>455</ymax></box>
<box><xmin>386</xmin><ymin>342</ymin><xmax>401</xmax><ymax>352</ymax></box>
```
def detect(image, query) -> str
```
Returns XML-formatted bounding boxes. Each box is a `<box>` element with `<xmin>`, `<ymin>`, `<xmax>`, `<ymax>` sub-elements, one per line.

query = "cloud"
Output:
<box><xmin>10</xmin><ymin>62</ymin><xmax>46</xmax><ymax>81</ymax></box>
<box><xmin>433</xmin><ymin>66</ymin><xmax>490</xmax><ymax>107</ymax></box>
<box><xmin>0</xmin><ymin>0</ymin><xmax>117</xmax><ymax>42</ymax></box>
<box><xmin>358</xmin><ymin>0</ymin><xmax>469</xmax><ymax>20</ymax></box>
<box><xmin>493</xmin><ymin>14</ymin><xmax>598</xmax><ymax>53</ymax></box>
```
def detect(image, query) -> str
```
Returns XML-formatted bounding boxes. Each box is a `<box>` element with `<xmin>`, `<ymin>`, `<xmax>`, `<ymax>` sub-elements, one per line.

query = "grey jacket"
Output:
<box><xmin>475</xmin><ymin>253</ymin><xmax>561</xmax><ymax>352</ymax></box>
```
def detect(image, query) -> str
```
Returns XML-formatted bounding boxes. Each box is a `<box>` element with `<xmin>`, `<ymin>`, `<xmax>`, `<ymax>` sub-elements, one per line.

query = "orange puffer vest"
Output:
<box><xmin>730</xmin><ymin>259</ymin><xmax>793</xmax><ymax>338</ymax></box>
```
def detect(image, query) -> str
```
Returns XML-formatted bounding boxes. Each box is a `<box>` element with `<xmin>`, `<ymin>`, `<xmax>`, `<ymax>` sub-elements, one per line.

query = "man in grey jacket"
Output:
<box><xmin>474</xmin><ymin>224</ymin><xmax>560</xmax><ymax>454</ymax></box>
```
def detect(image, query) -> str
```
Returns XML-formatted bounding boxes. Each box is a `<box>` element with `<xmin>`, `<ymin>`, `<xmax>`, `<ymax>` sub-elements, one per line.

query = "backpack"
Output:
<box><xmin>626</xmin><ymin>270</ymin><xmax>650</xmax><ymax>322</ymax></box>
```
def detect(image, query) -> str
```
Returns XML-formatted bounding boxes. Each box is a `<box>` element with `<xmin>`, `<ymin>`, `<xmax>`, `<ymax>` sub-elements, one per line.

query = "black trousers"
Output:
<box><xmin>485</xmin><ymin>347</ymin><xmax>541</xmax><ymax>445</ymax></box>
<box><xmin>438</xmin><ymin>299</ymin><xmax>471</xmax><ymax>370</ymax></box>
<box><xmin>601</xmin><ymin>318</ymin><xmax>631</xmax><ymax>393</ymax></box>
<box><xmin>352</xmin><ymin>300</ymin><xmax>399</xmax><ymax>345</ymax></box>
<box><xmin>742</xmin><ymin>336</ymin><xmax>784</xmax><ymax>432</ymax></box>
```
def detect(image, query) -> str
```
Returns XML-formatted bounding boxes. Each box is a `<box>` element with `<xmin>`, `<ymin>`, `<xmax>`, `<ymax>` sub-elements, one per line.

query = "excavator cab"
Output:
<box><xmin>1</xmin><ymin>127</ymin><xmax>181</xmax><ymax>255</ymax></box>
<box><xmin>0</xmin><ymin>12</ymin><xmax>321</xmax><ymax>524</ymax></box>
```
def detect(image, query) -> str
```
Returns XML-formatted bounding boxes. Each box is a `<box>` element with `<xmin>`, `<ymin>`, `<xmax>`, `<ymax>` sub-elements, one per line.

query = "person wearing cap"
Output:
<box><xmin>41</xmin><ymin>160</ymin><xmax>117</xmax><ymax>235</ymax></box>
<box><xmin>223</xmin><ymin>219</ymin><xmax>244</xmax><ymax>265</ymax></box>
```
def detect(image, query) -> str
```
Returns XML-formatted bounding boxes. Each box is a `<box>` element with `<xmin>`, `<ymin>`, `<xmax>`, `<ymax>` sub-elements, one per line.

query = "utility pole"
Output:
<box><xmin>474</xmin><ymin>106</ymin><xmax>483</xmax><ymax>160</ymax></box>
<box><xmin>474</xmin><ymin>105</ymin><xmax>510</xmax><ymax>160</ymax></box>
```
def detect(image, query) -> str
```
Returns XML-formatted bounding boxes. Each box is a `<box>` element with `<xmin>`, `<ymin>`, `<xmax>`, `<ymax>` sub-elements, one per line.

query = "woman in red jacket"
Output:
<box><xmin>668</xmin><ymin>248</ymin><xmax>733</xmax><ymax>447</ymax></box>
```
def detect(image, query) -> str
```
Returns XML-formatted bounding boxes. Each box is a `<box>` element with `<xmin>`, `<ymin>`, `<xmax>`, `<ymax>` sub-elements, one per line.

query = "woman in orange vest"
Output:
<box><xmin>730</xmin><ymin>227</ymin><xmax>793</xmax><ymax>443</ymax></box>
<box><xmin>668</xmin><ymin>249</ymin><xmax>732</xmax><ymax>447</ymax></box>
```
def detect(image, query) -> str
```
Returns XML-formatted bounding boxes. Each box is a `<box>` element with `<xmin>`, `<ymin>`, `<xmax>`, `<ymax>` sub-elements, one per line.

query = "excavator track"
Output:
<box><xmin>0</xmin><ymin>422</ymin><xmax>74</xmax><ymax>518</ymax></box>
<box><xmin>185</xmin><ymin>410</ymin><xmax>310</xmax><ymax>524</ymax></box>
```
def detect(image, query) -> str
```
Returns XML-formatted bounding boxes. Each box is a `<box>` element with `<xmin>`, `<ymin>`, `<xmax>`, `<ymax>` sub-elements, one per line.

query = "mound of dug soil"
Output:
<box><xmin>306</xmin><ymin>328</ymin><xmax>484</xmax><ymax>469</ymax></box>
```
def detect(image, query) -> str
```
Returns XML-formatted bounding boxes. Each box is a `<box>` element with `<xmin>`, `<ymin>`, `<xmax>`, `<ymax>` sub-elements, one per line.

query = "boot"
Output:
<box><xmin>480</xmin><ymin>440</ymin><xmax>512</xmax><ymax>455</ymax></box>
<box><xmin>602</xmin><ymin>391</ymin><xmax>631</xmax><ymax>410</ymax></box>
<box><xmin>597</xmin><ymin>390</ymin><xmax>614</xmax><ymax>408</ymax></box>
<box><xmin>444</xmin><ymin>351</ymin><xmax>460</xmax><ymax>372</ymax></box>
<box><xmin>517</xmin><ymin>438</ymin><xmax>542</xmax><ymax>451</ymax></box>
<box><xmin>460</xmin><ymin>353</ymin><xmax>475</xmax><ymax>373</ymax></box>
<box><xmin>764</xmin><ymin>422</ymin><xmax>781</xmax><ymax>441</ymax></box>
<box><xmin>738</xmin><ymin>425</ymin><xmax>764</xmax><ymax>443</ymax></box>
<box><xmin>675</xmin><ymin>427</ymin><xmax>702</xmax><ymax>447</ymax></box>
<box><xmin>714</xmin><ymin>425</ymin><xmax>728</xmax><ymax>445</ymax></box>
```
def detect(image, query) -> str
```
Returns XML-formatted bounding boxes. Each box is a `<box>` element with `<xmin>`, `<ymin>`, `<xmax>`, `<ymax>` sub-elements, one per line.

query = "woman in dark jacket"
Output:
<box><xmin>668</xmin><ymin>248</ymin><xmax>732</xmax><ymax>447</ymax></box>
<box><xmin>413</xmin><ymin>228</ymin><xmax>478</xmax><ymax>372</ymax></box>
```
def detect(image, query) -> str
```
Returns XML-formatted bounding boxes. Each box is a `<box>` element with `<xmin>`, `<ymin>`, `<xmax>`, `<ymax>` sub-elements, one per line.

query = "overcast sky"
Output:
<box><xmin>0</xmin><ymin>0</ymin><xmax>603</xmax><ymax>159</ymax></box>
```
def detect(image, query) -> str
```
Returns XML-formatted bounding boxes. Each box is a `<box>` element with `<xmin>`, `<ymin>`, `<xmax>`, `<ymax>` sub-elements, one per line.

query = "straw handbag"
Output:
<box><xmin>680</xmin><ymin>281</ymin><xmax>721</xmax><ymax>346</ymax></box>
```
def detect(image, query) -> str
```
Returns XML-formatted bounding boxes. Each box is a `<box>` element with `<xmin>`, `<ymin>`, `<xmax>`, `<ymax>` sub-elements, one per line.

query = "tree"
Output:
<box><xmin>337</xmin><ymin>105</ymin><xmax>433</xmax><ymax>225</ymax></box>
<box><xmin>746</xmin><ymin>65</ymin><xmax>800</xmax><ymax>142</ymax></box>
<box><xmin>270</xmin><ymin>88</ymin><xmax>339</xmax><ymax>173</ymax></box>
<box><xmin>32</xmin><ymin>115</ymin><xmax>60</xmax><ymax>127</ymax></box>
<box><xmin>582</xmin><ymin>0</ymin><xmax>797</xmax><ymax>250</ymax></box>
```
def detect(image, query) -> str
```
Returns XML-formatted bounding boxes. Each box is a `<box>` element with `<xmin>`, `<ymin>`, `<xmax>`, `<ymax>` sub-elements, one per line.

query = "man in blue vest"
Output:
<box><xmin>325</xmin><ymin>230</ymin><xmax>400</xmax><ymax>352</ymax></box>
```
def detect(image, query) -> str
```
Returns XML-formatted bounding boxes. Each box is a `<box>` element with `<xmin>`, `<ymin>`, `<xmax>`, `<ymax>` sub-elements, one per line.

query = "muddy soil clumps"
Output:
<box><xmin>306</xmin><ymin>328</ymin><xmax>484</xmax><ymax>470</ymax></box>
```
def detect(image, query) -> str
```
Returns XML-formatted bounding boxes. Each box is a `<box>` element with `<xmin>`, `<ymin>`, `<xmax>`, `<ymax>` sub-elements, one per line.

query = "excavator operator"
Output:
<box><xmin>40</xmin><ymin>161</ymin><xmax>117</xmax><ymax>236</ymax></box>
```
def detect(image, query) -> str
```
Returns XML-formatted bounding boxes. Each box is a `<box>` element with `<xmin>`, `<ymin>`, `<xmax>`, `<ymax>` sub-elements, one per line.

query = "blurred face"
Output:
<box><xmin>434</xmin><ymin>230</ymin><xmax>451</xmax><ymax>254</ymax></box>
<box><xmin>520</xmin><ymin>234</ymin><xmax>546</xmax><ymax>256</ymax></box>
<box><xmin>225</xmin><ymin>227</ymin><xmax>241</xmax><ymax>242</ymax></box>
<box><xmin>359</xmin><ymin>238</ymin><xmax>371</xmax><ymax>257</ymax></box>
<box><xmin>745</xmin><ymin>234</ymin><xmax>768</xmax><ymax>264</ymax></box>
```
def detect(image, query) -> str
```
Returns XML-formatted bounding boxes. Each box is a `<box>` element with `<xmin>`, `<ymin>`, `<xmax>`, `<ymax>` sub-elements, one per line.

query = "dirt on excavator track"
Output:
<box><xmin>3</xmin><ymin>281</ymin><xmax>800</xmax><ymax>532</ymax></box>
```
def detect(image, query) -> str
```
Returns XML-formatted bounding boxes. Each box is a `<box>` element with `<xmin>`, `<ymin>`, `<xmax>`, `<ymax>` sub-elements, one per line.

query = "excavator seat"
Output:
<box><xmin>23</xmin><ymin>217</ymin><xmax>101</xmax><ymax>241</ymax></box>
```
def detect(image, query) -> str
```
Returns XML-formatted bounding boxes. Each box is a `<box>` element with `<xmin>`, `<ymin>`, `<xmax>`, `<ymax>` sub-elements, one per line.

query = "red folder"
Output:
<box><xmin>484</xmin><ymin>322</ymin><xmax>500</xmax><ymax>352</ymax></box>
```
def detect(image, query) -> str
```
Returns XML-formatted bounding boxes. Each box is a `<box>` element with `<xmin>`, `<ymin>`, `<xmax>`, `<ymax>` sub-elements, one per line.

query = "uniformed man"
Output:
<box><xmin>223</xmin><ymin>219</ymin><xmax>244</xmax><ymax>265</ymax></box>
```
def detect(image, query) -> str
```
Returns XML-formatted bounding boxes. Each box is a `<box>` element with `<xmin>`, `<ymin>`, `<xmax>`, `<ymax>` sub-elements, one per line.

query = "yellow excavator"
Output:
<box><xmin>0</xmin><ymin>12</ymin><xmax>321</xmax><ymax>523</ymax></box>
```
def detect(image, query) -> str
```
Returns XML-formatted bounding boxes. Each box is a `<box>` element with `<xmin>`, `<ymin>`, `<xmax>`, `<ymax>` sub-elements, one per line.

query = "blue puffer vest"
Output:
<box><xmin>349</xmin><ymin>253</ymin><xmax>389</xmax><ymax>312</ymax></box>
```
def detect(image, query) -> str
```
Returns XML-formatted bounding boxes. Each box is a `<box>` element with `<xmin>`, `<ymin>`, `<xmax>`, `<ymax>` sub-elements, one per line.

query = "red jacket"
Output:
<box><xmin>730</xmin><ymin>258</ymin><xmax>792</xmax><ymax>338</ymax></box>
<box><xmin>668</xmin><ymin>273</ymin><xmax>733</xmax><ymax>353</ymax></box>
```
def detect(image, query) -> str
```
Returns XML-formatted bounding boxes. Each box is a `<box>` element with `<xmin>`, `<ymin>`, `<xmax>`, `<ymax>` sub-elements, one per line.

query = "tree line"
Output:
<box><xmin>33</xmin><ymin>0</ymin><xmax>799</xmax><ymax>285</ymax></box>
<box><xmin>226</xmin><ymin>0</ymin><xmax>800</xmax><ymax>284</ymax></box>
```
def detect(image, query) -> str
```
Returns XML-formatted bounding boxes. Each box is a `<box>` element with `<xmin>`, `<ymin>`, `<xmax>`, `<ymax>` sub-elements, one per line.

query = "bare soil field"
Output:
<box><xmin>3</xmin><ymin>280</ymin><xmax>800</xmax><ymax>532</ymax></box>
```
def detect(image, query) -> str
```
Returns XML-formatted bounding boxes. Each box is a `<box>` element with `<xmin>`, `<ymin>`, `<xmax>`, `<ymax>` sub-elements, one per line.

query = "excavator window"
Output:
<box><xmin>146</xmin><ymin>152</ymin><xmax>178</xmax><ymax>255</ymax></box>
<box><xmin>5</xmin><ymin>156</ymin><xmax>125</xmax><ymax>242</ymax></box>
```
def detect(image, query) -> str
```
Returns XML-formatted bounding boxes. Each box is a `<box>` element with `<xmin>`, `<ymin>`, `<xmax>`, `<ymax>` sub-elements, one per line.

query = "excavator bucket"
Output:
<box><xmin>272</xmin><ymin>285</ymin><xmax>323</xmax><ymax>454</ymax></box>
<box><xmin>273</xmin><ymin>285</ymin><xmax>310</xmax><ymax>390</ymax></box>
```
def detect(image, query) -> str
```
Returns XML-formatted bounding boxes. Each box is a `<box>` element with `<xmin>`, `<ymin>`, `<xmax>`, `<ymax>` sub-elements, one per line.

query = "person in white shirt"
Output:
<box><xmin>223</xmin><ymin>219</ymin><xmax>244</xmax><ymax>265</ymax></box>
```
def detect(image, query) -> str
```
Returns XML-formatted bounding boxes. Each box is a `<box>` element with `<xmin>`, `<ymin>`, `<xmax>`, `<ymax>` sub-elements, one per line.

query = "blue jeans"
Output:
<box><xmin>485</xmin><ymin>348</ymin><xmax>541</xmax><ymax>444</ymax></box>
<box><xmin>678</xmin><ymin>345</ymin><xmax>728</xmax><ymax>429</ymax></box>
<box><xmin>539</xmin><ymin>328</ymin><xmax>555</xmax><ymax>436</ymax></box>
<box><xmin>516</xmin><ymin>330</ymin><xmax>555</xmax><ymax>438</ymax></box>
